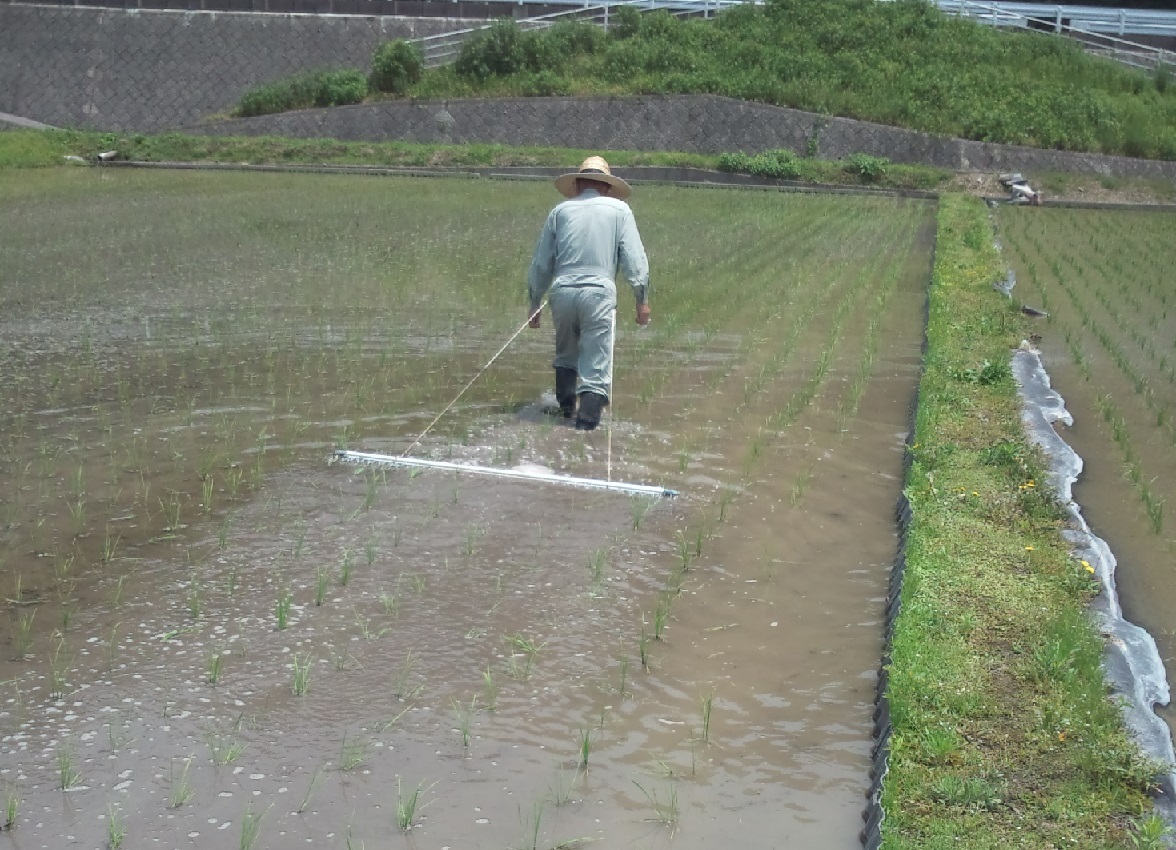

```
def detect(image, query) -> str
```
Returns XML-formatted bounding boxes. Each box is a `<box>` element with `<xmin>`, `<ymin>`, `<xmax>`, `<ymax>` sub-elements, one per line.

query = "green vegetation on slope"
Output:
<box><xmin>884</xmin><ymin>194</ymin><xmax>1166</xmax><ymax>847</ymax></box>
<box><xmin>350</xmin><ymin>0</ymin><xmax>1175</xmax><ymax>159</ymax></box>
<box><xmin>0</xmin><ymin>129</ymin><xmax>947</xmax><ymax>189</ymax></box>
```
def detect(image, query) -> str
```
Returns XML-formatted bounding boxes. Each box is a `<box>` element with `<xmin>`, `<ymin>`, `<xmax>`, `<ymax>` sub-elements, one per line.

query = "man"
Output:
<box><xmin>527</xmin><ymin>156</ymin><xmax>651</xmax><ymax>432</ymax></box>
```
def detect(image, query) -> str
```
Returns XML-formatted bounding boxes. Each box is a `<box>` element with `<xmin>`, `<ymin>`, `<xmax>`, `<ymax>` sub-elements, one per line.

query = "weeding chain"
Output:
<box><xmin>402</xmin><ymin>299</ymin><xmax>548</xmax><ymax>458</ymax></box>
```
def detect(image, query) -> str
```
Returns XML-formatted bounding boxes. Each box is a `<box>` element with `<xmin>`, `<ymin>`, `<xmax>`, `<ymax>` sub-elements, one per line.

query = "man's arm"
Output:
<box><xmin>617</xmin><ymin>208</ymin><xmax>650</xmax><ymax>325</ymax></box>
<box><xmin>527</xmin><ymin>211</ymin><xmax>558</xmax><ymax>324</ymax></box>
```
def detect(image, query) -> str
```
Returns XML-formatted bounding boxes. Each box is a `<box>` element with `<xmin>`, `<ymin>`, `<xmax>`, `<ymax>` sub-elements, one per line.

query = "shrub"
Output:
<box><xmin>846</xmin><ymin>152</ymin><xmax>889</xmax><ymax>183</ymax></box>
<box><xmin>456</xmin><ymin>20</ymin><xmax>558</xmax><ymax>81</ymax></box>
<box><xmin>609</xmin><ymin>6</ymin><xmax>642</xmax><ymax>41</ymax></box>
<box><xmin>237</xmin><ymin>69</ymin><xmax>367</xmax><ymax>117</ymax></box>
<box><xmin>370</xmin><ymin>40</ymin><xmax>423</xmax><ymax>94</ymax></box>
<box><xmin>238</xmin><ymin>72</ymin><xmax>323</xmax><ymax>117</ymax></box>
<box><xmin>518</xmin><ymin>71</ymin><xmax>572</xmax><ymax>97</ymax></box>
<box><xmin>317</xmin><ymin>69</ymin><xmax>368</xmax><ymax>107</ymax></box>
<box><xmin>1155</xmin><ymin>62</ymin><xmax>1171</xmax><ymax>94</ymax></box>
<box><xmin>717</xmin><ymin>148</ymin><xmax>803</xmax><ymax>180</ymax></box>
<box><xmin>545</xmin><ymin>20</ymin><xmax>605</xmax><ymax>57</ymax></box>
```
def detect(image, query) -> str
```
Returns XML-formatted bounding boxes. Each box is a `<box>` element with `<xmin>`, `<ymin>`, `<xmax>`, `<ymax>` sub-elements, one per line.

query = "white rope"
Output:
<box><xmin>402</xmin><ymin>300</ymin><xmax>547</xmax><ymax>458</ymax></box>
<box><xmin>606</xmin><ymin>306</ymin><xmax>617</xmax><ymax>482</ymax></box>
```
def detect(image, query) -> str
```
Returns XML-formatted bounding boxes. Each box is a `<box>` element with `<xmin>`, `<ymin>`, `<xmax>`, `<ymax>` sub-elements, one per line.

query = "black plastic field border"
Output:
<box><xmin>97</xmin><ymin>159</ymin><xmax>941</xmax><ymax>200</ymax></box>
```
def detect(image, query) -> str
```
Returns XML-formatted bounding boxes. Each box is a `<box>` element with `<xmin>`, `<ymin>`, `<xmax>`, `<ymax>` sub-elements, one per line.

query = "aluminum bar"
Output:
<box><xmin>334</xmin><ymin>450</ymin><xmax>678</xmax><ymax>498</ymax></box>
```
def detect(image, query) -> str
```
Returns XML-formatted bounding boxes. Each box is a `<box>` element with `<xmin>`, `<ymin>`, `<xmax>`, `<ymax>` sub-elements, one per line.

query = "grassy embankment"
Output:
<box><xmin>235</xmin><ymin>0</ymin><xmax>1176</xmax><ymax>160</ymax></box>
<box><xmin>885</xmin><ymin>194</ymin><xmax>1168</xmax><ymax>848</ymax></box>
<box><xmin>0</xmin><ymin>127</ymin><xmax>947</xmax><ymax>190</ymax></box>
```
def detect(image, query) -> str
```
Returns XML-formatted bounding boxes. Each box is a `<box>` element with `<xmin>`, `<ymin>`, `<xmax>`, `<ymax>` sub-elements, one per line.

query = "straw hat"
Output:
<box><xmin>554</xmin><ymin>156</ymin><xmax>632</xmax><ymax>201</ymax></box>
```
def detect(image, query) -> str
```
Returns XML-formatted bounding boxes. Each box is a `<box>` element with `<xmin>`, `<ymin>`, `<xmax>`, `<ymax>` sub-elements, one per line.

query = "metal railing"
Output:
<box><xmin>413</xmin><ymin>0</ymin><xmax>720</xmax><ymax>68</ymax></box>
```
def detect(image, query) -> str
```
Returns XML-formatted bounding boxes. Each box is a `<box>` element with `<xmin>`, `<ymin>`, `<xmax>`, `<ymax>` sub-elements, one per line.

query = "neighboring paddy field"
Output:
<box><xmin>0</xmin><ymin>171</ymin><xmax>934</xmax><ymax>848</ymax></box>
<box><xmin>999</xmin><ymin>206</ymin><xmax>1176</xmax><ymax>741</ymax></box>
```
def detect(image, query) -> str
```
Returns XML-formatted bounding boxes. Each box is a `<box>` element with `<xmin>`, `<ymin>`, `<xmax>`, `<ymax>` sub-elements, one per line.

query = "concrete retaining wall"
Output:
<box><xmin>0</xmin><ymin>3</ymin><xmax>477</xmax><ymax>131</ymax></box>
<box><xmin>193</xmin><ymin>94</ymin><xmax>1176</xmax><ymax>181</ymax></box>
<box><xmin>3</xmin><ymin>2</ymin><xmax>1175</xmax><ymax>180</ymax></box>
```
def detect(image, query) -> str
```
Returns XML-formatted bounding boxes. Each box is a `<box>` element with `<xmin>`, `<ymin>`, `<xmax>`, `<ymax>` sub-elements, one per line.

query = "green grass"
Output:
<box><xmin>881</xmin><ymin>194</ymin><xmax>1161</xmax><ymax>847</ymax></box>
<box><xmin>0</xmin><ymin>128</ymin><xmax>948</xmax><ymax>191</ymax></box>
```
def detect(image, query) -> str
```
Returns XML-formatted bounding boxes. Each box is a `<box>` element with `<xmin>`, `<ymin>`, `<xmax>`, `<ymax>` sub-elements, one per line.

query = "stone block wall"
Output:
<box><xmin>0</xmin><ymin>3</ymin><xmax>475</xmax><ymax>131</ymax></box>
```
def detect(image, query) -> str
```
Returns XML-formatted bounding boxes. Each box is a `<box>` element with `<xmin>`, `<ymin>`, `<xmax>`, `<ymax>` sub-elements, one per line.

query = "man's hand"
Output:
<box><xmin>636</xmin><ymin>303</ymin><xmax>651</xmax><ymax>326</ymax></box>
<box><xmin>528</xmin><ymin>308</ymin><xmax>541</xmax><ymax>329</ymax></box>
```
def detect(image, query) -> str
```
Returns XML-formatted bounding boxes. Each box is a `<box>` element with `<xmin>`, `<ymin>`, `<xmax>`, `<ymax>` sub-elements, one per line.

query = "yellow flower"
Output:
<box><xmin>1025</xmin><ymin>546</ymin><xmax>1035</xmax><ymax>551</ymax></box>
<box><xmin>1058</xmin><ymin>731</ymin><xmax>1066</xmax><ymax>742</ymax></box>
<box><xmin>1083</xmin><ymin>561</ymin><xmax>1095</xmax><ymax>574</ymax></box>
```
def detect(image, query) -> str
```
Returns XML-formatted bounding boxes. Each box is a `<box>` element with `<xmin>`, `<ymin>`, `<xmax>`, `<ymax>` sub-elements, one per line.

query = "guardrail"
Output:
<box><xmin>413</xmin><ymin>0</ymin><xmax>720</xmax><ymax>68</ymax></box>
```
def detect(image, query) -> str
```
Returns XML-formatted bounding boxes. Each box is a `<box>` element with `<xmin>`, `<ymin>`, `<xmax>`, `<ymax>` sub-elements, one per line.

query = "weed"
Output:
<box><xmin>392</xmin><ymin>651</ymin><xmax>420</xmax><ymax>700</ymax></box>
<box><xmin>1128</xmin><ymin>814</ymin><xmax>1171</xmax><ymax>849</ymax></box>
<box><xmin>207</xmin><ymin>731</ymin><xmax>246</xmax><ymax>766</ymax></box>
<box><xmin>3</xmin><ymin>786</ymin><xmax>17</xmax><ymax>829</ymax></box>
<box><xmin>482</xmin><ymin>667</ymin><xmax>498</xmax><ymax>711</ymax></box>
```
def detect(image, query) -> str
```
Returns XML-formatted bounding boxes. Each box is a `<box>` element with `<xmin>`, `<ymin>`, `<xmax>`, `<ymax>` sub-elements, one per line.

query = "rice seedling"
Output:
<box><xmin>452</xmin><ymin>695</ymin><xmax>477</xmax><ymax>750</ymax></box>
<box><xmin>168</xmin><ymin>755</ymin><xmax>196</xmax><ymax>808</ymax></box>
<box><xmin>218</xmin><ymin>516</ymin><xmax>232</xmax><ymax>549</ymax></box>
<box><xmin>314</xmin><ymin>567</ymin><xmax>329</xmax><ymax>606</ymax></box>
<box><xmin>378</xmin><ymin>592</ymin><xmax>398</xmax><ymax>616</ymax></box>
<box><xmin>616</xmin><ymin>656</ymin><xmax>631</xmax><ymax>698</ymax></box>
<box><xmin>674</xmin><ymin>530</ymin><xmax>694</xmax><ymax>572</ymax></box>
<box><xmin>518</xmin><ymin>800</ymin><xmax>545</xmax><ymax>850</ymax></box>
<box><xmin>57</xmin><ymin>746</ymin><xmax>82</xmax><ymax>789</ymax></box>
<box><xmin>482</xmin><ymin>667</ymin><xmax>498</xmax><ymax>711</ymax></box>
<box><xmin>275</xmin><ymin>590</ymin><xmax>291</xmax><ymax>630</ymax></box>
<box><xmin>296</xmin><ymin>764</ymin><xmax>325</xmax><ymax>814</ymax></box>
<box><xmin>106</xmin><ymin>803</ymin><xmax>126</xmax><ymax>849</ymax></box>
<box><xmin>3</xmin><ymin>786</ymin><xmax>17</xmax><ymax>829</ymax></box>
<box><xmin>291</xmin><ymin>653</ymin><xmax>313</xmax><ymax>696</ymax></box>
<box><xmin>239</xmin><ymin>803</ymin><xmax>266</xmax><ymax>850</ymax></box>
<box><xmin>630</xmin><ymin>495</ymin><xmax>656</xmax><ymax>530</ymax></box>
<box><xmin>395</xmin><ymin>778</ymin><xmax>430</xmax><ymax>831</ymax></box>
<box><xmin>638</xmin><ymin>624</ymin><xmax>650</xmax><ymax>671</ymax></box>
<box><xmin>364</xmin><ymin>540</ymin><xmax>377</xmax><ymax>566</ymax></box>
<box><xmin>206</xmin><ymin>732</ymin><xmax>246</xmax><ymax>766</ymax></box>
<box><xmin>652</xmin><ymin>594</ymin><xmax>671</xmax><ymax>641</ymax></box>
<box><xmin>338</xmin><ymin>733</ymin><xmax>370</xmax><ymax>771</ymax></box>
<box><xmin>336</xmin><ymin>552</ymin><xmax>352</xmax><ymax>585</ymax></box>
<box><xmin>207</xmin><ymin>649</ymin><xmax>224</xmax><ymax>685</ymax></box>
<box><xmin>355</xmin><ymin>614</ymin><xmax>389</xmax><ymax>640</ymax></box>
<box><xmin>548</xmin><ymin>768</ymin><xmax>580</xmax><ymax>807</ymax></box>
<box><xmin>159</xmin><ymin>492</ymin><xmax>182</xmax><ymax>532</ymax></box>
<box><xmin>12</xmin><ymin>609</ymin><xmax>34</xmax><ymax>659</ymax></box>
<box><xmin>101</xmin><ymin>528</ymin><xmax>121</xmax><ymax>564</ymax></box>
<box><xmin>188</xmin><ymin>576</ymin><xmax>204</xmax><ymax>620</ymax></box>
<box><xmin>462</xmin><ymin>523</ymin><xmax>483</xmax><ymax>557</ymax></box>
<box><xmin>391</xmin><ymin>651</ymin><xmax>420</xmax><ymax>700</ymax></box>
<box><xmin>48</xmin><ymin>631</ymin><xmax>70</xmax><ymax>699</ymax></box>
<box><xmin>201</xmin><ymin>474</ymin><xmax>215</xmax><ymax>514</ymax></box>
<box><xmin>633</xmin><ymin>780</ymin><xmax>679</xmax><ymax>830</ymax></box>
<box><xmin>577</xmin><ymin>727</ymin><xmax>592</xmax><ymax>767</ymax></box>
<box><xmin>699</xmin><ymin>691</ymin><xmax>714</xmax><ymax>743</ymax></box>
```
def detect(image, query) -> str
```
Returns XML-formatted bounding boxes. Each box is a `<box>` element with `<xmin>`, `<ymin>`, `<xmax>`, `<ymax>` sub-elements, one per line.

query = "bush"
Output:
<box><xmin>455</xmin><ymin>20</ymin><xmax>558</xmax><ymax>81</ymax></box>
<box><xmin>609</xmin><ymin>6</ymin><xmax>642</xmax><ymax>40</ymax></box>
<box><xmin>717</xmin><ymin>148</ymin><xmax>803</xmax><ymax>180</ymax></box>
<box><xmin>317</xmin><ymin>69</ymin><xmax>368</xmax><ymax>107</ymax></box>
<box><xmin>237</xmin><ymin>69</ymin><xmax>367</xmax><ymax>117</ymax></box>
<box><xmin>846</xmin><ymin>152</ymin><xmax>889</xmax><ymax>183</ymax></box>
<box><xmin>546</xmin><ymin>20</ymin><xmax>605</xmax><ymax>57</ymax></box>
<box><xmin>370</xmin><ymin>40</ymin><xmax>423</xmax><ymax>94</ymax></box>
<box><xmin>518</xmin><ymin>71</ymin><xmax>572</xmax><ymax>97</ymax></box>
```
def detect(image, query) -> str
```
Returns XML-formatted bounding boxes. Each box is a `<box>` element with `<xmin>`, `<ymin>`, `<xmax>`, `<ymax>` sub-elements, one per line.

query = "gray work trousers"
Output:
<box><xmin>549</xmin><ymin>284</ymin><xmax>617</xmax><ymax>400</ymax></box>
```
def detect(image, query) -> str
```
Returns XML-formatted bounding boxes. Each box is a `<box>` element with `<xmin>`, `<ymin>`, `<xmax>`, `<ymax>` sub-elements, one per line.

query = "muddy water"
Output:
<box><xmin>0</xmin><ymin>170</ymin><xmax>932</xmax><ymax>849</ymax></box>
<box><xmin>998</xmin><ymin>206</ymin><xmax>1176</xmax><ymax>739</ymax></box>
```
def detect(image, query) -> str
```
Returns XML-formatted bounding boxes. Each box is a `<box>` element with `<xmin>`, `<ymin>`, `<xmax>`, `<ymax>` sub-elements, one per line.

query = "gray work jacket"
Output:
<box><xmin>527</xmin><ymin>188</ymin><xmax>650</xmax><ymax>314</ymax></box>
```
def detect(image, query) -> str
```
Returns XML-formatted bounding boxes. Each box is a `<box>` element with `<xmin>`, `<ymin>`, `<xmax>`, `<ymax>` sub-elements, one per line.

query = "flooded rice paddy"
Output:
<box><xmin>999</xmin><ymin>205</ymin><xmax>1176</xmax><ymax>742</ymax></box>
<box><xmin>0</xmin><ymin>170</ymin><xmax>933</xmax><ymax>848</ymax></box>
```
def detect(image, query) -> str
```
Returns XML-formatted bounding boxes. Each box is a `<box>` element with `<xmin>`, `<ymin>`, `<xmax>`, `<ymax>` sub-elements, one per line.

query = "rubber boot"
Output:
<box><xmin>575</xmin><ymin>392</ymin><xmax>608</xmax><ymax>431</ymax></box>
<box><xmin>554</xmin><ymin>368</ymin><xmax>578</xmax><ymax>419</ymax></box>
